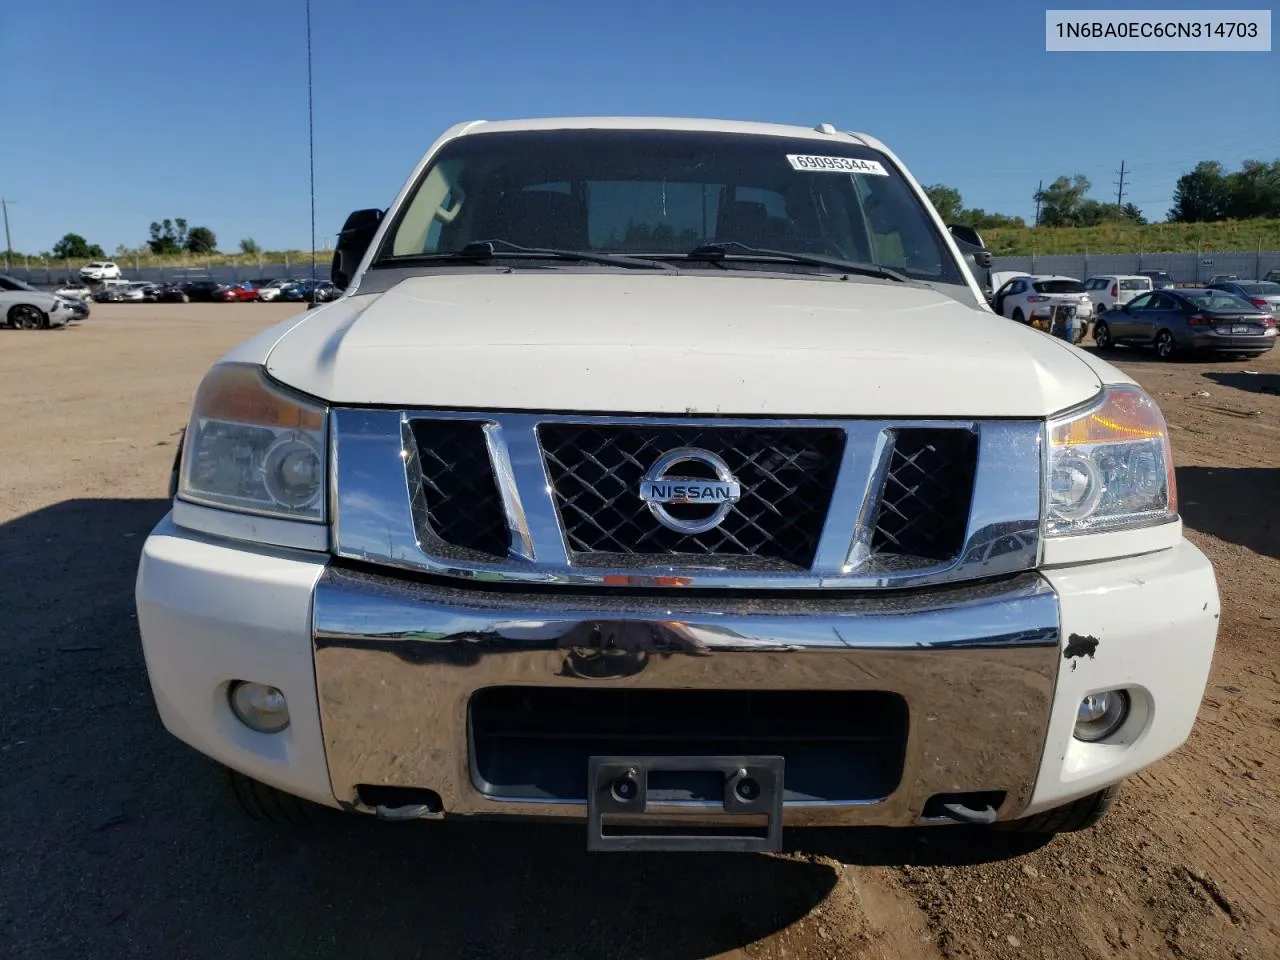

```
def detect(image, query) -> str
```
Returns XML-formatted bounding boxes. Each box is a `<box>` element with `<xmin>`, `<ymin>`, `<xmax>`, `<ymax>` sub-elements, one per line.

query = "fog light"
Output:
<box><xmin>1074</xmin><ymin>690</ymin><xmax>1129</xmax><ymax>742</ymax></box>
<box><xmin>229</xmin><ymin>681</ymin><xmax>290</xmax><ymax>733</ymax></box>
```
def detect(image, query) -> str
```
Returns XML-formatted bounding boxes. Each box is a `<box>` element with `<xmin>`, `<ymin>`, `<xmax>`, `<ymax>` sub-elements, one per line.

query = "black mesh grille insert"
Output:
<box><xmin>870</xmin><ymin>428</ymin><xmax>978</xmax><ymax>564</ymax></box>
<box><xmin>538</xmin><ymin>424</ymin><xmax>845</xmax><ymax>569</ymax></box>
<box><xmin>408</xmin><ymin>419</ymin><xmax>509</xmax><ymax>559</ymax></box>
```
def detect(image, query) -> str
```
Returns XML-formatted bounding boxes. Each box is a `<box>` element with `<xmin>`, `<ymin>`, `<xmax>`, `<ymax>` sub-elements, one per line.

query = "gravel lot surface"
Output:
<box><xmin>2</xmin><ymin>303</ymin><xmax>1277</xmax><ymax>959</ymax></box>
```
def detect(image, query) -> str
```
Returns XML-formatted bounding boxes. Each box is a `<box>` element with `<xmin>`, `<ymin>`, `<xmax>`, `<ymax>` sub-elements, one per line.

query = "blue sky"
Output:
<box><xmin>3</xmin><ymin>0</ymin><xmax>1277</xmax><ymax>254</ymax></box>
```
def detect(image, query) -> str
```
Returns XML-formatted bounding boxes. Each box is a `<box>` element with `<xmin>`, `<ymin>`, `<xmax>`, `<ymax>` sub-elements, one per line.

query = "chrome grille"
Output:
<box><xmin>331</xmin><ymin>410</ymin><xmax>1044</xmax><ymax>590</ymax></box>
<box><xmin>538</xmin><ymin>424</ymin><xmax>844</xmax><ymax>569</ymax></box>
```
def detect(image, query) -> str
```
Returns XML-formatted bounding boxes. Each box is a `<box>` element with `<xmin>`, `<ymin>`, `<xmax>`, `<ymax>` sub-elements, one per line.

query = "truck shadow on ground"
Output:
<box><xmin>1201</xmin><ymin>370</ymin><xmax>1280</xmax><ymax>395</ymax></box>
<box><xmin>2</xmin><ymin>498</ymin><xmax>1042</xmax><ymax>960</ymax></box>
<box><xmin>1177</xmin><ymin>466</ymin><xmax>1279</xmax><ymax>561</ymax></box>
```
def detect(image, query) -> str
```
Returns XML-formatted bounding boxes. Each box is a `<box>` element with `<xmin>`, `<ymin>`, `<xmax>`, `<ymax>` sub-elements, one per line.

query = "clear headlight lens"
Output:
<box><xmin>178</xmin><ymin>363</ymin><xmax>327</xmax><ymax>521</ymax></box>
<box><xmin>1047</xmin><ymin>385</ymin><xmax>1176</xmax><ymax>536</ymax></box>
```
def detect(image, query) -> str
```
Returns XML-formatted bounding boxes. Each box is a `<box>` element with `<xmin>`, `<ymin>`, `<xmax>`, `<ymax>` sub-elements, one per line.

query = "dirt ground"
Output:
<box><xmin>1</xmin><ymin>303</ymin><xmax>1276</xmax><ymax>960</ymax></box>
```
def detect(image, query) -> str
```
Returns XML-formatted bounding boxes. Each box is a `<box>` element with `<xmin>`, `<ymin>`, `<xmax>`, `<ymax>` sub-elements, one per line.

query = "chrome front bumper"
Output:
<box><xmin>313</xmin><ymin>567</ymin><xmax>1061</xmax><ymax>826</ymax></box>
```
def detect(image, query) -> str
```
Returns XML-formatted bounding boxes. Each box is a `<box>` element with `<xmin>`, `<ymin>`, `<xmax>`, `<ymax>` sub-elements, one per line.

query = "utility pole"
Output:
<box><xmin>1034</xmin><ymin>180</ymin><xmax>1043</xmax><ymax>227</ymax></box>
<box><xmin>1</xmin><ymin>197</ymin><xmax>13</xmax><ymax>271</ymax></box>
<box><xmin>1114</xmin><ymin>161</ymin><xmax>1127</xmax><ymax>209</ymax></box>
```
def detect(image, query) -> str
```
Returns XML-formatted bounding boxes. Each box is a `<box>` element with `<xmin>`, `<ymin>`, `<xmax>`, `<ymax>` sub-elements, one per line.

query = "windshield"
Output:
<box><xmin>1119</xmin><ymin>279</ymin><xmax>1150</xmax><ymax>291</ymax></box>
<box><xmin>1242</xmin><ymin>282</ymin><xmax>1280</xmax><ymax>296</ymax></box>
<box><xmin>374</xmin><ymin>129</ymin><xmax>965</xmax><ymax>285</ymax></box>
<box><xmin>1185</xmin><ymin>291</ymin><xmax>1264</xmax><ymax>312</ymax></box>
<box><xmin>1033</xmin><ymin>279</ymin><xmax>1085</xmax><ymax>294</ymax></box>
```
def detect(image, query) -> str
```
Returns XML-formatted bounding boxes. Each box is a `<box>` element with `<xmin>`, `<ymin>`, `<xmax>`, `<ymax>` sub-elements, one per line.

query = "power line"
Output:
<box><xmin>1115</xmin><ymin>160</ymin><xmax>1127</xmax><ymax>208</ymax></box>
<box><xmin>1034</xmin><ymin>180</ymin><xmax>1043</xmax><ymax>227</ymax></box>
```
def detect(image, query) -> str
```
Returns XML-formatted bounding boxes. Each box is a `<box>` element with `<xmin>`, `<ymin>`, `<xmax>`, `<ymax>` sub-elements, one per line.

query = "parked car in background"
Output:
<box><xmin>155</xmin><ymin>283</ymin><xmax>190</xmax><ymax>303</ymax></box>
<box><xmin>60</xmin><ymin>296</ymin><xmax>91</xmax><ymax>322</ymax></box>
<box><xmin>1205</xmin><ymin>280</ymin><xmax>1280</xmax><ymax>313</ymax></box>
<box><xmin>1207</xmin><ymin>274</ymin><xmax>1239</xmax><ymax>285</ymax></box>
<box><xmin>217</xmin><ymin>282</ymin><xmax>256</xmax><ymax>302</ymax></box>
<box><xmin>1136</xmin><ymin>269</ymin><xmax>1174</xmax><ymax>289</ymax></box>
<box><xmin>93</xmin><ymin>285</ymin><xmax>125</xmax><ymax>302</ymax></box>
<box><xmin>1084</xmin><ymin>275</ymin><xmax>1152</xmax><ymax>314</ymax></box>
<box><xmin>1264</xmin><ymin>269</ymin><xmax>1280</xmax><ymax>283</ymax></box>
<box><xmin>0</xmin><ymin>281</ymin><xmax>70</xmax><ymax>329</ymax></box>
<box><xmin>120</xmin><ymin>282</ymin><xmax>152</xmax><ymax>302</ymax></box>
<box><xmin>1</xmin><ymin>273</ymin><xmax>85</xmax><ymax>320</ymax></box>
<box><xmin>54</xmin><ymin>281</ymin><xmax>93</xmax><ymax>299</ymax></box>
<box><xmin>177</xmin><ymin>280</ymin><xmax>228</xmax><ymax>302</ymax></box>
<box><xmin>254</xmin><ymin>278</ymin><xmax>294</xmax><ymax>301</ymax></box>
<box><xmin>282</xmin><ymin>279</ymin><xmax>340</xmax><ymax>303</ymax></box>
<box><xmin>79</xmin><ymin>261</ymin><xmax>123</xmax><ymax>281</ymax></box>
<box><xmin>992</xmin><ymin>275</ymin><xmax>1093</xmax><ymax>326</ymax></box>
<box><xmin>1093</xmin><ymin>287</ymin><xmax>1276</xmax><ymax>359</ymax></box>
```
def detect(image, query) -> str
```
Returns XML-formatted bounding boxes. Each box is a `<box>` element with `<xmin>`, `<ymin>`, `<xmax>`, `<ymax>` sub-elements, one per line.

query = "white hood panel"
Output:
<box><xmin>265</xmin><ymin>273</ymin><xmax>1104</xmax><ymax>417</ymax></box>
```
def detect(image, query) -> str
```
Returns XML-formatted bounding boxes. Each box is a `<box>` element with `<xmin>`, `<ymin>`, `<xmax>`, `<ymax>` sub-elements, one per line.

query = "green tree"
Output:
<box><xmin>239</xmin><ymin>237</ymin><xmax>261</xmax><ymax>254</ymax></box>
<box><xmin>1034</xmin><ymin>175</ymin><xmax>1091</xmax><ymax>227</ymax></box>
<box><xmin>922</xmin><ymin>184</ymin><xmax>964</xmax><ymax>223</ymax></box>
<box><xmin>186</xmin><ymin>226</ymin><xmax>217</xmax><ymax>254</ymax></box>
<box><xmin>1168</xmin><ymin>162</ymin><xmax>1228</xmax><ymax>222</ymax></box>
<box><xmin>51</xmin><ymin>233</ymin><xmax>105</xmax><ymax>259</ymax></box>
<box><xmin>174</xmin><ymin>218</ymin><xmax>189</xmax><ymax>249</ymax></box>
<box><xmin>1223</xmin><ymin>160</ymin><xmax>1280</xmax><ymax>220</ymax></box>
<box><xmin>958</xmin><ymin>209</ymin><xmax>1026</xmax><ymax>230</ymax></box>
<box><xmin>148</xmin><ymin>219</ymin><xmax>182</xmax><ymax>254</ymax></box>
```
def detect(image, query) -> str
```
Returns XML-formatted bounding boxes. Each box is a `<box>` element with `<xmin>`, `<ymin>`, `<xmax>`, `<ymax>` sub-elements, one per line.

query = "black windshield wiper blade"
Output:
<box><xmin>447</xmin><ymin>239</ymin><xmax>674</xmax><ymax>270</ymax></box>
<box><xmin>685</xmin><ymin>241</ymin><xmax>908</xmax><ymax>282</ymax></box>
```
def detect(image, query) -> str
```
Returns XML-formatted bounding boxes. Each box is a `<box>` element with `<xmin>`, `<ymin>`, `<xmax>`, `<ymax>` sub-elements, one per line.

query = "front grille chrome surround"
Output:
<box><xmin>331</xmin><ymin>409</ymin><xmax>1044</xmax><ymax>590</ymax></box>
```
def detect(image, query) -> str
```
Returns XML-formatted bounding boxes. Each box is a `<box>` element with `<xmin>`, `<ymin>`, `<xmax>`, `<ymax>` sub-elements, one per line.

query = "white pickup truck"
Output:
<box><xmin>136</xmin><ymin>117</ymin><xmax>1219</xmax><ymax>853</ymax></box>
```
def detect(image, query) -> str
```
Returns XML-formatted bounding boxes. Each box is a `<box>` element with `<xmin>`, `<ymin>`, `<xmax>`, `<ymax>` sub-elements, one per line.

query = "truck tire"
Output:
<box><xmin>998</xmin><ymin>784</ymin><xmax>1120</xmax><ymax>835</ymax></box>
<box><xmin>226</xmin><ymin>767</ymin><xmax>328</xmax><ymax>826</ymax></box>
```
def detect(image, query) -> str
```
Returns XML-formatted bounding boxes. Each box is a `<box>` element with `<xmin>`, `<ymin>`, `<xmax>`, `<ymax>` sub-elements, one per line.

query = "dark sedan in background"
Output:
<box><xmin>282</xmin><ymin>279</ymin><xmax>340</xmax><ymax>303</ymax></box>
<box><xmin>1093</xmin><ymin>287</ymin><xmax>1276</xmax><ymax>359</ymax></box>
<box><xmin>156</xmin><ymin>280</ymin><xmax>228</xmax><ymax>303</ymax></box>
<box><xmin>1206</xmin><ymin>279</ymin><xmax>1280</xmax><ymax>314</ymax></box>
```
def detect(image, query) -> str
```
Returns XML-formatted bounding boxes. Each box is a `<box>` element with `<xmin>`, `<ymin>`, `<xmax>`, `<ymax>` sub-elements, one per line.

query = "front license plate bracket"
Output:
<box><xmin>586</xmin><ymin>755</ymin><xmax>784</xmax><ymax>853</ymax></box>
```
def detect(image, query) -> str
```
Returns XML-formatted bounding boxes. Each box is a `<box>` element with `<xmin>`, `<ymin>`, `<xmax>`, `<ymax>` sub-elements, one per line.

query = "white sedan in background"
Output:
<box><xmin>992</xmin><ymin>275</ymin><xmax>1094</xmax><ymax>326</ymax></box>
<box><xmin>79</xmin><ymin>261</ymin><xmax>123</xmax><ymax>281</ymax></box>
<box><xmin>255</xmin><ymin>279</ymin><xmax>295</xmax><ymax>301</ymax></box>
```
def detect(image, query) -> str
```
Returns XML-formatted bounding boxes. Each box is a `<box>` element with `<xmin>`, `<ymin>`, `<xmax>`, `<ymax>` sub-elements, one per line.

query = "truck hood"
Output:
<box><xmin>264</xmin><ymin>273</ymin><xmax>1105</xmax><ymax>417</ymax></box>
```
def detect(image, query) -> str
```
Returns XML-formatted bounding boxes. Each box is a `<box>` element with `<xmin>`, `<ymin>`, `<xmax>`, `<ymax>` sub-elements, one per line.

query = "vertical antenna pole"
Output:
<box><xmin>306</xmin><ymin>0</ymin><xmax>317</xmax><ymax>289</ymax></box>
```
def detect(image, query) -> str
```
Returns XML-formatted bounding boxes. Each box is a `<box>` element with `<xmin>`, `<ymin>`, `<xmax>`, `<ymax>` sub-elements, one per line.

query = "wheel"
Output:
<box><xmin>225</xmin><ymin>767</ymin><xmax>328</xmax><ymax>826</ymax></box>
<box><xmin>1155</xmin><ymin>329</ymin><xmax>1176</xmax><ymax>360</ymax></box>
<box><xmin>8</xmin><ymin>304</ymin><xmax>46</xmax><ymax>330</ymax></box>
<box><xmin>180</xmin><ymin>294</ymin><xmax>190</xmax><ymax>303</ymax></box>
<box><xmin>1093</xmin><ymin>321</ymin><xmax>1112</xmax><ymax>349</ymax></box>
<box><xmin>1011</xmin><ymin>308</ymin><xmax>1026</xmax><ymax>324</ymax></box>
<box><xmin>998</xmin><ymin>784</ymin><xmax>1120</xmax><ymax>834</ymax></box>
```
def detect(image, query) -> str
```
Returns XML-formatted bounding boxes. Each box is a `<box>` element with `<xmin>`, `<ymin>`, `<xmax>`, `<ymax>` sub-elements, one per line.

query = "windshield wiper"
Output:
<box><xmin>398</xmin><ymin>239</ymin><xmax>674</xmax><ymax>271</ymax></box>
<box><xmin>684</xmin><ymin>241</ymin><xmax>908</xmax><ymax>282</ymax></box>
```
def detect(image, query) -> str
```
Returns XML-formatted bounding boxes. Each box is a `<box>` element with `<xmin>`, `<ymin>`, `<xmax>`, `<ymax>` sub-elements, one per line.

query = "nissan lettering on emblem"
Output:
<box><xmin>638</xmin><ymin>448</ymin><xmax>742</xmax><ymax>534</ymax></box>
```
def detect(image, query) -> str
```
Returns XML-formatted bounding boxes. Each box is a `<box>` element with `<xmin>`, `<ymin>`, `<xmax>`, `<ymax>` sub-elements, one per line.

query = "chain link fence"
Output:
<box><xmin>1</xmin><ymin>256</ymin><xmax>327</xmax><ymax>287</ymax></box>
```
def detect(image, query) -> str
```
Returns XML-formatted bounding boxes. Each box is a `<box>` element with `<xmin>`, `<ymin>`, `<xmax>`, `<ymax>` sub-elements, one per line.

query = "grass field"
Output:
<box><xmin>983</xmin><ymin>218</ymin><xmax>1280</xmax><ymax>255</ymax></box>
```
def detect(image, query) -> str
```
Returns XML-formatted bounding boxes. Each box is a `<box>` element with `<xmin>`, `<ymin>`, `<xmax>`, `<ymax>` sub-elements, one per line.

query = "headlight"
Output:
<box><xmin>178</xmin><ymin>363</ymin><xmax>327</xmax><ymax>521</ymax></box>
<box><xmin>1046</xmin><ymin>385</ymin><xmax>1176</xmax><ymax>536</ymax></box>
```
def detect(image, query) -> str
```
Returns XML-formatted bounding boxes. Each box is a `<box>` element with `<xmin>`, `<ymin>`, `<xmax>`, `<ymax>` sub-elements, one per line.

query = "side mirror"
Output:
<box><xmin>947</xmin><ymin>223</ymin><xmax>984</xmax><ymax>249</ymax></box>
<box><xmin>331</xmin><ymin>208</ymin><xmax>384</xmax><ymax>290</ymax></box>
<box><xmin>973</xmin><ymin>248</ymin><xmax>993</xmax><ymax>269</ymax></box>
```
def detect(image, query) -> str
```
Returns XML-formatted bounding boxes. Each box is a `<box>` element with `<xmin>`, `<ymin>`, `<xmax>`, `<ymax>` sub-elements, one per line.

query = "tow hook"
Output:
<box><xmin>922</xmin><ymin>791</ymin><xmax>1005</xmax><ymax>825</ymax></box>
<box><xmin>374</xmin><ymin>804</ymin><xmax>442</xmax><ymax>821</ymax></box>
<box><xmin>937</xmin><ymin>801</ymin><xmax>999</xmax><ymax>825</ymax></box>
